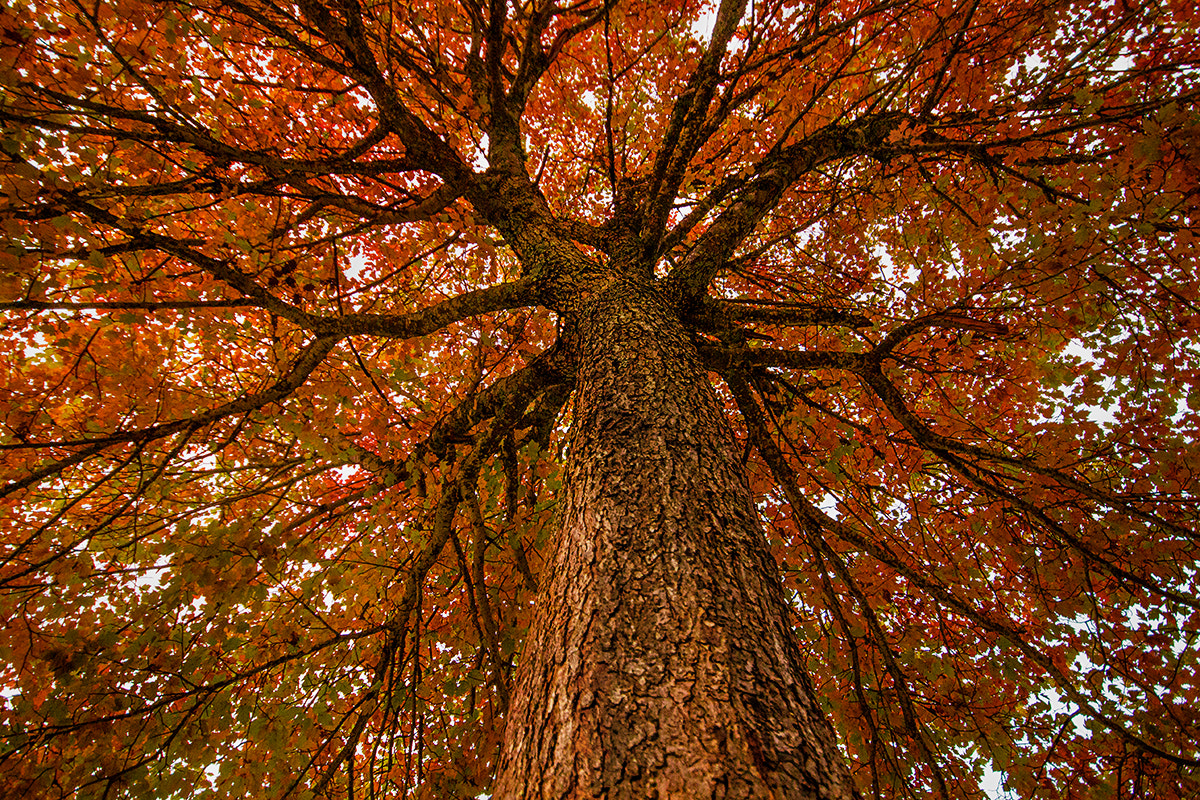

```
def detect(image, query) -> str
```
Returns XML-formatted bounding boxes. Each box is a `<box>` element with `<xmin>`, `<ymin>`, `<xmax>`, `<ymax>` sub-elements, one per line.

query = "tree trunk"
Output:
<box><xmin>493</xmin><ymin>276</ymin><xmax>857</xmax><ymax>798</ymax></box>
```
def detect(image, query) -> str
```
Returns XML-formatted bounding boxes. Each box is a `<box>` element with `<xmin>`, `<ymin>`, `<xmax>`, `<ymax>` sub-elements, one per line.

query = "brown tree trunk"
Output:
<box><xmin>493</xmin><ymin>276</ymin><xmax>857</xmax><ymax>799</ymax></box>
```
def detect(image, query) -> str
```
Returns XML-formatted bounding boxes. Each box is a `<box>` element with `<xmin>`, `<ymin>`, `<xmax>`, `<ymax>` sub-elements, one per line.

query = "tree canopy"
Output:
<box><xmin>2</xmin><ymin>0</ymin><xmax>1199</xmax><ymax>796</ymax></box>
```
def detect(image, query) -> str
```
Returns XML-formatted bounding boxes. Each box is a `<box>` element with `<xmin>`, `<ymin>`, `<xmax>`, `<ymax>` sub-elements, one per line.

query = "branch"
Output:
<box><xmin>664</xmin><ymin>113</ymin><xmax>907</xmax><ymax>303</ymax></box>
<box><xmin>303</xmin><ymin>345</ymin><xmax>553</xmax><ymax>792</ymax></box>
<box><xmin>698</xmin><ymin>345</ymin><xmax>867</xmax><ymax>374</ymax></box>
<box><xmin>727</xmin><ymin>371</ymin><xmax>1200</xmax><ymax>769</ymax></box>
<box><xmin>695</xmin><ymin>296</ymin><xmax>872</xmax><ymax>330</ymax></box>
<box><xmin>709</xmin><ymin>331</ymin><xmax>1199</xmax><ymax>607</ymax></box>
<box><xmin>414</xmin><ymin>344</ymin><xmax>569</xmax><ymax>468</ymax></box>
<box><xmin>48</xmin><ymin>189</ymin><xmax>537</xmax><ymax>340</ymax></box>
<box><xmin>812</xmin><ymin>540</ymin><xmax>952</xmax><ymax>800</ymax></box>
<box><xmin>0</xmin><ymin>300</ymin><xmax>261</xmax><ymax>313</ymax></box>
<box><xmin>291</xmin><ymin>0</ymin><xmax>472</xmax><ymax>183</ymax></box>
<box><xmin>322</xmin><ymin>278</ymin><xmax>541</xmax><ymax>338</ymax></box>
<box><xmin>56</xmin><ymin>191</ymin><xmax>321</xmax><ymax>330</ymax></box>
<box><xmin>510</xmin><ymin>1</ymin><xmax>605</xmax><ymax>115</ymax></box>
<box><xmin>1</xmin><ymin>335</ymin><xmax>340</xmax><ymax>497</ymax></box>
<box><xmin>0</xmin><ymin>93</ymin><xmax>411</xmax><ymax>178</ymax></box>
<box><xmin>643</xmin><ymin>0</ymin><xmax>751</xmax><ymax>248</ymax></box>
<box><xmin>857</xmin><ymin>361</ymin><xmax>1198</xmax><ymax>554</ymax></box>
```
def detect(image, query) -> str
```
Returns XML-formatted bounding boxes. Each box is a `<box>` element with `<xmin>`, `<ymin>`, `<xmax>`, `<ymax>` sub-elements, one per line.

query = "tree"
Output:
<box><xmin>1</xmin><ymin>0</ymin><xmax>1198</xmax><ymax>795</ymax></box>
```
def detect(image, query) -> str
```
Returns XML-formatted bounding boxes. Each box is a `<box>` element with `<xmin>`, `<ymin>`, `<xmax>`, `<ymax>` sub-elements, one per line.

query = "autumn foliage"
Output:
<box><xmin>1</xmin><ymin>0</ymin><xmax>1199</xmax><ymax>796</ymax></box>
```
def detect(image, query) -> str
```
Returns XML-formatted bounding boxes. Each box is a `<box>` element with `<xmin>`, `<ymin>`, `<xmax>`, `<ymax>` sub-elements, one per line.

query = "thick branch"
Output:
<box><xmin>694</xmin><ymin>296</ymin><xmax>872</xmax><ymax>332</ymax></box>
<box><xmin>643</xmin><ymin>0</ymin><xmax>751</xmax><ymax>249</ymax></box>
<box><xmin>292</xmin><ymin>0</ymin><xmax>472</xmax><ymax>182</ymax></box>
<box><xmin>324</xmin><ymin>279</ymin><xmax>541</xmax><ymax>338</ymax></box>
<box><xmin>699</xmin><ymin>345</ymin><xmax>867</xmax><ymax>373</ymax></box>
<box><xmin>48</xmin><ymin>191</ymin><xmax>537</xmax><ymax>340</ymax></box>
<box><xmin>664</xmin><ymin>113</ymin><xmax>907</xmax><ymax>303</ymax></box>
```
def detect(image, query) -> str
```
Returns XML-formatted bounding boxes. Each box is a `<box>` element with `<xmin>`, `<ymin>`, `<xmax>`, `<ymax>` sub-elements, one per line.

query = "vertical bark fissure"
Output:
<box><xmin>494</xmin><ymin>276</ymin><xmax>856</xmax><ymax>798</ymax></box>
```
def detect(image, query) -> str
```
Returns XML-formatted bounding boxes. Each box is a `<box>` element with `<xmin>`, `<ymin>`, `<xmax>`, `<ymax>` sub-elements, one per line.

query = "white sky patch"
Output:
<box><xmin>981</xmin><ymin>768</ymin><xmax>1010</xmax><ymax>800</ymax></box>
<box><xmin>1060</xmin><ymin>340</ymin><xmax>1119</xmax><ymax>427</ymax></box>
<box><xmin>689</xmin><ymin>1</ymin><xmax>753</xmax><ymax>54</ymax></box>
<box><xmin>872</xmin><ymin>243</ymin><xmax>919</xmax><ymax>288</ymax></box>
<box><xmin>1003</xmin><ymin>53</ymin><xmax>1048</xmax><ymax>85</ymax></box>
<box><xmin>472</xmin><ymin>133</ymin><xmax>490</xmax><ymax>171</ymax></box>
<box><xmin>133</xmin><ymin>554</ymin><xmax>174</xmax><ymax>591</ymax></box>
<box><xmin>817</xmin><ymin>493</ymin><xmax>840</xmax><ymax>519</ymax></box>
<box><xmin>344</xmin><ymin>253</ymin><xmax>369</xmax><ymax>281</ymax></box>
<box><xmin>690</xmin><ymin>3</ymin><xmax>718</xmax><ymax>44</ymax></box>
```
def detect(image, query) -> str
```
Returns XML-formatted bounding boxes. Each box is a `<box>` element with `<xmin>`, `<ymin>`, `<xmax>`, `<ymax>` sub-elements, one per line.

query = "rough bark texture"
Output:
<box><xmin>493</xmin><ymin>275</ymin><xmax>856</xmax><ymax>799</ymax></box>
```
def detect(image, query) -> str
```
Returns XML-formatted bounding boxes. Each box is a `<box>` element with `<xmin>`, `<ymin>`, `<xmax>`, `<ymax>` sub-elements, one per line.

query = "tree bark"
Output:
<box><xmin>493</xmin><ymin>276</ymin><xmax>856</xmax><ymax>799</ymax></box>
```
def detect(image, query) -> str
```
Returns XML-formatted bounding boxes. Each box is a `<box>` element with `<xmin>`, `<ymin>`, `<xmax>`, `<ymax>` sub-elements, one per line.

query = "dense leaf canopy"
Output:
<box><xmin>2</xmin><ymin>0</ymin><xmax>1199</xmax><ymax>796</ymax></box>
